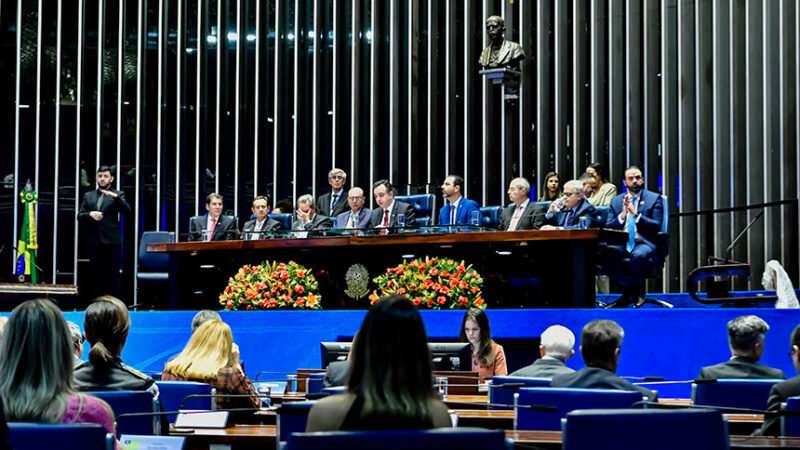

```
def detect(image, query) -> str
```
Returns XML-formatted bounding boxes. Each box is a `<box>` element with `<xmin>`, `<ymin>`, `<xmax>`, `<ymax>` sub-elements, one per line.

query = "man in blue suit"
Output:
<box><xmin>334</xmin><ymin>187</ymin><xmax>372</xmax><ymax>229</ymax></box>
<box><xmin>541</xmin><ymin>179</ymin><xmax>598</xmax><ymax>230</ymax></box>
<box><xmin>600</xmin><ymin>166</ymin><xmax>666</xmax><ymax>307</ymax></box>
<box><xmin>438</xmin><ymin>175</ymin><xmax>480</xmax><ymax>226</ymax></box>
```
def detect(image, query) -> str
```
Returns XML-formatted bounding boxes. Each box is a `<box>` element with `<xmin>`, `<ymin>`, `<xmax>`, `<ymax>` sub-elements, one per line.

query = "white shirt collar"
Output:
<box><xmin>384</xmin><ymin>200</ymin><xmax>395</xmax><ymax>213</ymax></box>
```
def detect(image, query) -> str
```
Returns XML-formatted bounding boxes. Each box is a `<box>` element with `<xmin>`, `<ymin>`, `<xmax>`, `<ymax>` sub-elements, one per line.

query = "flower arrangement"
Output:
<box><xmin>370</xmin><ymin>256</ymin><xmax>485</xmax><ymax>309</ymax></box>
<box><xmin>219</xmin><ymin>261</ymin><xmax>322</xmax><ymax>310</ymax></box>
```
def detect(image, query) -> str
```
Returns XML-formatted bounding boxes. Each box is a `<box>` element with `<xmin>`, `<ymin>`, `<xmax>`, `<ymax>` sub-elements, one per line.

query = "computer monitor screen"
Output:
<box><xmin>428</xmin><ymin>342</ymin><xmax>471</xmax><ymax>371</ymax></box>
<box><xmin>320</xmin><ymin>341</ymin><xmax>353</xmax><ymax>368</ymax></box>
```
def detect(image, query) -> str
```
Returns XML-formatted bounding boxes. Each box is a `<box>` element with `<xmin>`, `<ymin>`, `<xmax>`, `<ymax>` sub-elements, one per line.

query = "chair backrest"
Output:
<box><xmin>277</xmin><ymin>401</ymin><xmax>316</xmax><ymax>450</ymax></box>
<box><xmin>660</xmin><ymin>195</ymin><xmax>669</xmax><ymax>233</ymax></box>
<box><xmin>514</xmin><ymin>387</ymin><xmax>644</xmax><ymax>431</ymax></box>
<box><xmin>8</xmin><ymin>422</ymin><xmax>114</xmax><ymax>450</ymax></box>
<box><xmin>395</xmin><ymin>194</ymin><xmax>435</xmax><ymax>226</ymax></box>
<box><xmin>271</xmin><ymin>213</ymin><xmax>293</xmax><ymax>230</ymax></box>
<box><xmin>156</xmin><ymin>381</ymin><xmax>215</xmax><ymax>424</ymax></box>
<box><xmin>480</xmin><ymin>206</ymin><xmax>503</xmax><ymax>228</ymax></box>
<box><xmin>592</xmin><ymin>206</ymin><xmax>610</xmax><ymax>227</ymax></box>
<box><xmin>691</xmin><ymin>378</ymin><xmax>782</xmax><ymax>410</ymax></box>
<box><xmin>562</xmin><ymin>408</ymin><xmax>730</xmax><ymax>450</ymax></box>
<box><xmin>90</xmin><ymin>390</ymin><xmax>160</xmax><ymax>437</ymax></box>
<box><xmin>487</xmin><ymin>376</ymin><xmax>551</xmax><ymax>410</ymax></box>
<box><xmin>321</xmin><ymin>386</ymin><xmax>346</xmax><ymax>396</ymax></box>
<box><xmin>782</xmin><ymin>396</ymin><xmax>800</xmax><ymax>436</ymax></box>
<box><xmin>306</xmin><ymin>373</ymin><xmax>326</xmax><ymax>395</ymax></box>
<box><xmin>138</xmin><ymin>231</ymin><xmax>173</xmax><ymax>272</ymax></box>
<box><xmin>534</xmin><ymin>201</ymin><xmax>552</xmax><ymax>211</ymax></box>
<box><xmin>287</xmin><ymin>428</ymin><xmax>509</xmax><ymax>450</ymax></box>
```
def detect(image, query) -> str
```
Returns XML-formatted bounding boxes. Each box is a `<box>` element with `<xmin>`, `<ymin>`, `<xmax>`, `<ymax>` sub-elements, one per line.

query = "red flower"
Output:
<box><xmin>258</xmin><ymin>299</ymin><xmax>266</xmax><ymax>308</ymax></box>
<box><xmin>459</xmin><ymin>280</ymin><xmax>468</xmax><ymax>289</ymax></box>
<box><xmin>397</xmin><ymin>288</ymin><xmax>406</xmax><ymax>295</ymax></box>
<box><xmin>297</xmin><ymin>298</ymin><xmax>306</xmax><ymax>306</ymax></box>
<box><xmin>294</xmin><ymin>284</ymin><xmax>305</xmax><ymax>294</ymax></box>
<box><xmin>280</xmin><ymin>271</ymin><xmax>290</xmax><ymax>280</ymax></box>
<box><xmin>414</xmin><ymin>296</ymin><xmax>424</xmax><ymax>305</ymax></box>
<box><xmin>441</xmin><ymin>271</ymin><xmax>450</xmax><ymax>277</ymax></box>
<box><xmin>458</xmin><ymin>296</ymin><xmax>468</xmax><ymax>306</ymax></box>
<box><xmin>449</xmin><ymin>278</ymin><xmax>459</xmax><ymax>287</ymax></box>
<box><xmin>246</xmin><ymin>304</ymin><xmax>253</xmax><ymax>310</ymax></box>
<box><xmin>437</xmin><ymin>296</ymin><xmax>446</xmax><ymax>305</ymax></box>
<box><xmin>440</xmin><ymin>286</ymin><xmax>452</xmax><ymax>295</ymax></box>
<box><xmin>226</xmin><ymin>300</ymin><xmax>234</xmax><ymax>309</ymax></box>
<box><xmin>426</xmin><ymin>299</ymin><xmax>433</xmax><ymax>307</ymax></box>
<box><xmin>470</xmin><ymin>286</ymin><xmax>480</xmax><ymax>293</ymax></box>
<box><xmin>432</xmin><ymin>283</ymin><xmax>441</xmax><ymax>291</ymax></box>
<box><xmin>457</xmin><ymin>265</ymin><xmax>466</xmax><ymax>274</ymax></box>
<box><xmin>430</xmin><ymin>267</ymin><xmax>439</xmax><ymax>276</ymax></box>
<box><xmin>296</xmin><ymin>270</ymin><xmax>306</xmax><ymax>279</ymax></box>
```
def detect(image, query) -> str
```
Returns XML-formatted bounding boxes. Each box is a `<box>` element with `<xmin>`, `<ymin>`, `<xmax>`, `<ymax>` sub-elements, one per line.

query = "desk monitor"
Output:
<box><xmin>428</xmin><ymin>342</ymin><xmax>471</xmax><ymax>371</ymax></box>
<box><xmin>320</xmin><ymin>342</ymin><xmax>353</xmax><ymax>369</ymax></box>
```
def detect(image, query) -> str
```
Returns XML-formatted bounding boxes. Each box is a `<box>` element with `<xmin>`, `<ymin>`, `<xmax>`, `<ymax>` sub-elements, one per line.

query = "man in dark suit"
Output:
<box><xmin>498</xmin><ymin>177</ymin><xmax>546</xmax><ymax>231</ymax></box>
<box><xmin>241</xmin><ymin>196</ymin><xmax>281</xmax><ymax>239</ymax></box>
<box><xmin>316</xmin><ymin>168</ymin><xmax>349</xmax><ymax>218</ymax></box>
<box><xmin>511</xmin><ymin>325</ymin><xmax>576</xmax><ymax>378</ymax></box>
<box><xmin>698</xmin><ymin>315</ymin><xmax>785</xmax><ymax>380</ymax></box>
<box><xmin>541</xmin><ymin>179</ymin><xmax>598</xmax><ymax>230</ymax></box>
<box><xmin>599</xmin><ymin>166</ymin><xmax>667</xmax><ymax>307</ymax></box>
<box><xmin>293</xmin><ymin>194</ymin><xmax>334</xmax><ymax>231</ymax></box>
<box><xmin>438</xmin><ymin>175</ymin><xmax>481</xmax><ymax>225</ymax></box>
<box><xmin>188</xmin><ymin>193</ymin><xmax>238</xmax><ymax>241</ymax></box>
<box><xmin>757</xmin><ymin>324</ymin><xmax>800</xmax><ymax>436</ymax></box>
<box><xmin>334</xmin><ymin>187</ymin><xmax>372</xmax><ymax>229</ymax></box>
<box><xmin>551</xmin><ymin>320</ymin><xmax>658</xmax><ymax>401</ymax></box>
<box><xmin>369</xmin><ymin>179</ymin><xmax>416</xmax><ymax>228</ymax></box>
<box><xmin>78</xmin><ymin>166</ymin><xmax>132</xmax><ymax>299</ymax></box>
<box><xmin>323</xmin><ymin>360</ymin><xmax>351</xmax><ymax>388</ymax></box>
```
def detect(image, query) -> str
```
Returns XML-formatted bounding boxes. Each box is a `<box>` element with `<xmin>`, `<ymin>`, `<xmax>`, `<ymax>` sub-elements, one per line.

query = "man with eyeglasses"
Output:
<box><xmin>758</xmin><ymin>324</ymin><xmax>800</xmax><ymax>436</ymax></box>
<box><xmin>334</xmin><ymin>187</ymin><xmax>372</xmax><ymax>229</ymax></box>
<box><xmin>316</xmin><ymin>168</ymin><xmax>349</xmax><ymax>218</ymax></box>
<box><xmin>541</xmin><ymin>179</ymin><xmax>598</xmax><ymax>230</ymax></box>
<box><xmin>698</xmin><ymin>315</ymin><xmax>785</xmax><ymax>380</ymax></box>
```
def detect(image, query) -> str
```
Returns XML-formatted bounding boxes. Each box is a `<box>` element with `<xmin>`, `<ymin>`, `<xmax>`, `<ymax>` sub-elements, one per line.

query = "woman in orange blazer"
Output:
<box><xmin>459</xmin><ymin>308</ymin><xmax>507</xmax><ymax>379</ymax></box>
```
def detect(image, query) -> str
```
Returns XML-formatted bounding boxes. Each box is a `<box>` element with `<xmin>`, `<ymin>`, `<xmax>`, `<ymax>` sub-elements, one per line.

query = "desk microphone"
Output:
<box><xmin>621</xmin><ymin>376</ymin><xmax>665</xmax><ymax>381</ymax></box>
<box><xmin>632</xmin><ymin>378</ymin><xmax>716</xmax><ymax>386</ymax></box>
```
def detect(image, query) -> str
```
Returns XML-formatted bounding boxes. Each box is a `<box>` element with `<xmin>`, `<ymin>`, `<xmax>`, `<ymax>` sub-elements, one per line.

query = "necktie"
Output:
<box><xmin>508</xmin><ymin>205</ymin><xmax>523</xmax><ymax>231</ymax></box>
<box><xmin>95</xmin><ymin>190</ymin><xmax>105</xmax><ymax>210</ymax></box>
<box><xmin>450</xmin><ymin>204</ymin><xmax>456</xmax><ymax>224</ymax></box>
<box><xmin>564</xmin><ymin>210</ymin><xmax>574</xmax><ymax>227</ymax></box>
<box><xmin>383</xmin><ymin>209</ymin><xmax>390</xmax><ymax>227</ymax></box>
<box><xmin>251</xmin><ymin>221</ymin><xmax>262</xmax><ymax>240</ymax></box>
<box><xmin>625</xmin><ymin>196</ymin><xmax>637</xmax><ymax>252</ymax></box>
<box><xmin>208</xmin><ymin>217</ymin><xmax>216</xmax><ymax>241</ymax></box>
<box><xmin>331</xmin><ymin>194</ymin><xmax>339</xmax><ymax>211</ymax></box>
<box><xmin>348</xmin><ymin>213</ymin><xmax>358</xmax><ymax>229</ymax></box>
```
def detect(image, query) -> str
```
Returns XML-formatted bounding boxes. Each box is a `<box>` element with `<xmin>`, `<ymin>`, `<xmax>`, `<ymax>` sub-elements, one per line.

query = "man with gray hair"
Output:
<box><xmin>316</xmin><ymin>168</ymin><xmax>349</xmax><ymax>218</ymax></box>
<box><xmin>294</xmin><ymin>194</ymin><xmax>333</xmax><ymax>231</ymax></box>
<box><xmin>499</xmin><ymin>177</ymin><xmax>546</xmax><ymax>231</ymax></box>
<box><xmin>542</xmin><ymin>179</ymin><xmax>599</xmax><ymax>230</ymax></box>
<box><xmin>191</xmin><ymin>310</ymin><xmax>222</xmax><ymax>334</ymax></box>
<box><xmin>66</xmin><ymin>321</ymin><xmax>84</xmax><ymax>367</ymax></box>
<box><xmin>698</xmin><ymin>315</ymin><xmax>785</xmax><ymax>379</ymax></box>
<box><xmin>510</xmin><ymin>325</ymin><xmax>576</xmax><ymax>377</ymax></box>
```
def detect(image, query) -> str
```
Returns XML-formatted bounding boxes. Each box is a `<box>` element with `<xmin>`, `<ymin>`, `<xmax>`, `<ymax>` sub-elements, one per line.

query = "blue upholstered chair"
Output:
<box><xmin>277</xmin><ymin>401</ymin><xmax>316</xmax><ymax>450</ymax></box>
<box><xmin>487</xmin><ymin>376</ymin><xmax>551</xmax><ymax>410</ymax></box>
<box><xmin>534</xmin><ymin>201</ymin><xmax>552</xmax><ymax>211</ymax></box>
<box><xmin>514</xmin><ymin>387</ymin><xmax>644</xmax><ymax>431</ymax></box>
<box><xmin>90</xmin><ymin>390</ymin><xmax>160</xmax><ymax>437</ymax></box>
<box><xmin>137</xmin><ymin>231</ymin><xmax>172</xmax><ymax>282</ymax></box>
<box><xmin>593</xmin><ymin>205</ymin><xmax>611</xmax><ymax>226</ymax></box>
<box><xmin>395</xmin><ymin>194</ymin><xmax>435</xmax><ymax>226</ymax></box>
<box><xmin>480</xmin><ymin>206</ymin><xmax>503</xmax><ymax>228</ymax></box>
<box><xmin>8</xmin><ymin>422</ymin><xmax>115</xmax><ymax>450</ymax></box>
<box><xmin>691</xmin><ymin>378</ymin><xmax>782</xmax><ymax>411</ymax></box>
<box><xmin>156</xmin><ymin>381</ymin><xmax>215</xmax><ymax>423</ymax></box>
<box><xmin>306</xmin><ymin>373</ymin><xmax>325</xmax><ymax>394</ymax></box>
<box><xmin>562</xmin><ymin>408</ymin><xmax>730</xmax><ymax>450</ymax></box>
<box><xmin>271</xmin><ymin>213</ymin><xmax>293</xmax><ymax>230</ymax></box>
<box><xmin>321</xmin><ymin>386</ymin><xmax>346</xmax><ymax>396</ymax></box>
<box><xmin>782</xmin><ymin>396</ymin><xmax>800</xmax><ymax>436</ymax></box>
<box><xmin>287</xmin><ymin>428</ymin><xmax>511</xmax><ymax>450</ymax></box>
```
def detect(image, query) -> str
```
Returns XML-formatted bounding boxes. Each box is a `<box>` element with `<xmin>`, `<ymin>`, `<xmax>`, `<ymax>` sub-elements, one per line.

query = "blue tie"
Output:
<box><xmin>626</xmin><ymin>196</ymin><xmax>638</xmax><ymax>252</ymax></box>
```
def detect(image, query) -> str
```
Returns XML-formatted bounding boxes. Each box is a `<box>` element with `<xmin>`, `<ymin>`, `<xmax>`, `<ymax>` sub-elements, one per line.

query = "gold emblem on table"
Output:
<box><xmin>344</xmin><ymin>264</ymin><xmax>370</xmax><ymax>300</ymax></box>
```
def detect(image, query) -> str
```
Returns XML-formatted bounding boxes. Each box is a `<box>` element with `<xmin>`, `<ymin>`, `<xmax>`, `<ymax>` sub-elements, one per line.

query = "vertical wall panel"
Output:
<box><xmin>746</xmin><ymin>0</ymin><xmax>765</xmax><ymax>290</ymax></box>
<box><xmin>677</xmin><ymin>0</ymin><xmax>697</xmax><ymax>291</ymax></box>
<box><xmin>695</xmin><ymin>0</ymin><xmax>712</xmax><ymax>275</ymax></box>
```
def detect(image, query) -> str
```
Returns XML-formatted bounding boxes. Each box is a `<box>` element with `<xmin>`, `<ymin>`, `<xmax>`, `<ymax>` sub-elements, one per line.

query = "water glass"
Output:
<box><xmin>436</xmin><ymin>376</ymin><xmax>449</xmax><ymax>398</ymax></box>
<box><xmin>397</xmin><ymin>213</ymin><xmax>406</xmax><ymax>228</ymax></box>
<box><xmin>470</xmin><ymin>211</ymin><xmax>481</xmax><ymax>227</ymax></box>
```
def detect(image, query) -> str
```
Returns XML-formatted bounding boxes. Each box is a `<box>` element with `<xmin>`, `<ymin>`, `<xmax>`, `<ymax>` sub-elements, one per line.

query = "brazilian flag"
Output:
<box><xmin>15</xmin><ymin>181</ymin><xmax>38</xmax><ymax>284</ymax></box>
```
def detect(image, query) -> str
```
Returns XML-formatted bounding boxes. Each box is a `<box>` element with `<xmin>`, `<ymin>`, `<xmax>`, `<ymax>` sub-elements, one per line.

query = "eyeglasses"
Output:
<box><xmin>331</xmin><ymin>175</ymin><xmax>345</xmax><ymax>180</ymax></box>
<box><xmin>564</xmin><ymin>192</ymin><xmax>576</xmax><ymax>197</ymax></box>
<box><xmin>348</xmin><ymin>196</ymin><xmax>364</xmax><ymax>201</ymax></box>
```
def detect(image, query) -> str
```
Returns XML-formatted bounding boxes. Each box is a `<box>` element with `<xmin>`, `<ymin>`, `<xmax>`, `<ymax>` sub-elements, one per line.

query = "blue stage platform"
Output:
<box><xmin>56</xmin><ymin>299</ymin><xmax>800</xmax><ymax>399</ymax></box>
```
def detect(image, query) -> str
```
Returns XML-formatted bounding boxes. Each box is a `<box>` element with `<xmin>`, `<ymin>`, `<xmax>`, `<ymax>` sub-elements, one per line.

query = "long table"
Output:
<box><xmin>150</xmin><ymin>229</ymin><xmax>622</xmax><ymax>309</ymax></box>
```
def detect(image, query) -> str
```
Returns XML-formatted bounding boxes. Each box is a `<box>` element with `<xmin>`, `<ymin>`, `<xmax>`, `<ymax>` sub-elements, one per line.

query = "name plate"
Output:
<box><xmin>174</xmin><ymin>410</ymin><xmax>230</xmax><ymax>428</ymax></box>
<box><xmin>121</xmin><ymin>435</ymin><xmax>186</xmax><ymax>450</ymax></box>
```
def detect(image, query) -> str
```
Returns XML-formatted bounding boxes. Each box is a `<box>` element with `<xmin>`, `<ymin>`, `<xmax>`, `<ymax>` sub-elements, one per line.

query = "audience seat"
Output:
<box><xmin>306</xmin><ymin>373</ymin><xmax>325</xmax><ymax>395</ymax></box>
<box><xmin>321</xmin><ymin>386</ymin><xmax>346</xmax><ymax>396</ymax></box>
<box><xmin>156</xmin><ymin>381</ymin><xmax>215</xmax><ymax>424</ymax></box>
<box><xmin>395</xmin><ymin>194</ymin><xmax>435</xmax><ymax>226</ymax></box>
<box><xmin>782</xmin><ymin>396</ymin><xmax>800</xmax><ymax>436</ymax></box>
<box><xmin>90</xmin><ymin>390</ymin><xmax>160</xmax><ymax>437</ymax></box>
<box><xmin>271</xmin><ymin>213</ymin><xmax>293</xmax><ymax>230</ymax></box>
<box><xmin>514</xmin><ymin>387</ymin><xmax>644</xmax><ymax>431</ymax></box>
<box><xmin>8</xmin><ymin>422</ymin><xmax>114</xmax><ymax>450</ymax></box>
<box><xmin>562</xmin><ymin>408</ymin><xmax>729</xmax><ymax>450</ymax></box>
<box><xmin>277</xmin><ymin>401</ymin><xmax>316</xmax><ymax>450</ymax></box>
<box><xmin>137</xmin><ymin>231</ymin><xmax>173</xmax><ymax>308</ymax></box>
<box><xmin>692</xmin><ymin>378</ymin><xmax>783</xmax><ymax>411</ymax></box>
<box><xmin>287</xmin><ymin>428</ymin><xmax>511</xmax><ymax>450</ymax></box>
<box><xmin>480</xmin><ymin>206</ymin><xmax>502</xmax><ymax>228</ymax></box>
<box><xmin>487</xmin><ymin>376</ymin><xmax>551</xmax><ymax>410</ymax></box>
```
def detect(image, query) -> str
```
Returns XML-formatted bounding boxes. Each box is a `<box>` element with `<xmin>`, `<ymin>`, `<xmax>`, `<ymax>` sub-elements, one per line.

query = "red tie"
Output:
<box><xmin>208</xmin><ymin>217</ymin><xmax>216</xmax><ymax>241</ymax></box>
<box><xmin>383</xmin><ymin>209</ymin><xmax>390</xmax><ymax>227</ymax></box>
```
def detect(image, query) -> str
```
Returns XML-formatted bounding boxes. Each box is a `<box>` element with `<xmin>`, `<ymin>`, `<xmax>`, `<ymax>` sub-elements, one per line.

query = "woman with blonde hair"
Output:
<box><xmin>0</xmin><ymin>299</ymin><xmax>117</xmax><ymax>438</ymax></box>
<box><xmin>161</xmin><ymin>320</ymin><xmax>259</xmax><ymax>421</ymax></box>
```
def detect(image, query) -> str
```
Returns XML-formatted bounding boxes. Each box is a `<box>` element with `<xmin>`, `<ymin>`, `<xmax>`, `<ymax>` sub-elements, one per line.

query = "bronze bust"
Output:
<box><xmin>479</xmin><ymin>16</ymin><xmax>525</xmax><ymax>70</ymax></box>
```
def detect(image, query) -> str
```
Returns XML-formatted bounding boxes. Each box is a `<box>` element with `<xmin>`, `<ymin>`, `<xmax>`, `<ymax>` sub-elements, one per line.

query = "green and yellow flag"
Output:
<box><xmin>16</xmin><ymin>180</ymin><xmax>38</xmax><ymax>284</ymax></box>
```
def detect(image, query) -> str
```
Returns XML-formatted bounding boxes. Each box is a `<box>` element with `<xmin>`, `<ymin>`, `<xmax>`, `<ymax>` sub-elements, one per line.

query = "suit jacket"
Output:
<box><xmin>78</xmin><ymin>189</ymin><xmax>132</xmax><ymax>245</ymax></box>
<box><xmin>189</xmin><ymin>215</ymin><xmax>239</xmax><ymax>241</ymax></box>
<box><xmin>550</xmin><ymin>366</ymin><xmax>658</xmax><ymax>401</ymax></box>
<box><xmin>242</xmin><ymin>217</ymin><xmax>282</xmax><ymax>239</ymax></box>
<box><xmin>323</xmin><ymin>360</ymin><xmax>351</xmax><ymax>388</ymax></box>
<box><xmin>369</xmin><ymin>201</ymin><xmax>417</xmax><ymax>228</ymax></box>
<box><xmin>698</xmin><ymin>357</ymin><xmax>786</xmax><ymax>380</ymax></box>
<box><xmin>510</xmin><ymin>358</ymin><xmax>575</xmax><ymax>378</ymax></box>
<box><xmin>605</xmin><ymin>189</ymin><xmax>664</xmax><ymax>250</ymax></box>
<box><xmin>317</xmin><ymin>191</ymin><xmax>349</xmax><ymax>218</ymax></box>
<box><xmin>293</xmin><ymin>214</ymin><xmax>334</xmax><ymax>231</ymax></box>
<box><xmin>438</xmin><ymin>198</ymin><xmax>481</xmax><ymax>225</ymax></box>
<box><xmin>546</xmin><ymin>198</ymin><xmax>598</xmax><ymax>229</ymax></box>
<box><xmin>498</xmin><ymin>201</ymin><xmax>546</xmax><ymax>231</ymax></box>
<box><xmin>334</xmin><ymin>208</ymin><xmax>372</xmax><ymax>229</ymax></box>
<box><xmin>73</xmin><ymin>356</ymin><xmax>155</xmax><ymax>392</ymax></box>
<box><xmin>758</xmin><ymin>375</ymin><xmax>800</xmax><ymax>436</ymax></box>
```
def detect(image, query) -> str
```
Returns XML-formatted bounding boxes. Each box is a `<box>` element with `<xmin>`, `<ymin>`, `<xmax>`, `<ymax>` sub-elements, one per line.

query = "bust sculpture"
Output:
<box><xmin>479</xmin><ymin>15</ymin><xmax>525</xmax><ymax>70</ymax></box>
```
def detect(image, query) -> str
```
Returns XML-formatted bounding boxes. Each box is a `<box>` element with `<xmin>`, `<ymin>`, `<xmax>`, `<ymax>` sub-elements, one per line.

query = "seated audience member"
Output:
<box><xmin>334</xmin><ymin>187</ymin><xmax>372</xmax><ymax>229</ymax></box>
<box><xmin>293</xmin><ymin>194</ymin><xmax>334</xmax><ymax>231</ymax></box>
<box><xmin>317</xmin><ymin>168</ymin><xmax>349</xmax><ymax>218</ymax></box>
<box><xmin>538</xmin><ymin>172</ymin><xmax>562</xmax><ymax>201</ymax></box>
<box><xmin>438</xmin><ymin>175</ymin><xmax>480</xmax><ymax>225</ymax></box>
<box><xmin>273</xmin><ymin>198</ymin><xmax>293</xmax><ymax>215</ymax></box>
<box><xmin>579</xmin><ymin>172</ymin><xmax>597</xmax><ymax>199</ymax></box>
<box><xmin>74</xmin><ymin>296</ymin><xmax>157</xmax><ymax>393</ymax></box>
<box><xmin>541</xmin><ymin>180</ymin><xmax>598</xmax><ymax>230</ymax></box>
<box><xmin>551</xmin><ymin>319</ymin><xmax>657</xmax><ymax>401</ymax></box>
<box><xmin>460</xmin><ymin>308</ymin><xmax>507</xmax><ymax>378</ymax></box>
<box><xmin>758</xmin><ymin>324</ymin><xmax>800</xmax><ymax>436</ymax></box>
<box><xmin>192</xmin><ymin>309</ymin><xmax>222</xmax><ymax>333</ymax></box>
<box><xmin>370</xmin><ymin>180</ymin><xmax>416</xmax><ymax>228</ymax></box>
<box><xmin>323</xmin><ymin>333</ymin><xmax>358</xmax><ymax>388</ymax></box>
<box><xmin>242</xmin><ymin>196</ymin><xmax>281</xmax><ymax>239</ymax></box>
<box><xmin>66</xmin><ymin>321</ymin><xmax>85</xmax><ymax>367</ymax></box>
<box><xmin>698</xmin><ymin>315</ymin><xmax>785</xmax><ymax>380</ymax></box>
<box><xmin>499</xmin><ymin>177</ymin><xmax>546</xmax><ymax>231</ymax></box>
<box><xmin>0</xmin><ymin>299</ymin><xmax>118</xmax><ymax>439</ymax></box>
<box><xmin>510</xmin><ymin>325</ymin><xmax>575</xmax><ymax>378</ymax></box>
<box><xmin>585</xmin><ymin>163</ymin><xmax>617</xmax><ymax>206</ymax></box>
<box><xmin>161</xmin><ymin>320</ymin><xmax>260</xmax><ymax>422</ymax></box>
<box><xmin>306</xmin><ymin>295</ymin><xmax>451</xmax><ymax>431</ymax></box>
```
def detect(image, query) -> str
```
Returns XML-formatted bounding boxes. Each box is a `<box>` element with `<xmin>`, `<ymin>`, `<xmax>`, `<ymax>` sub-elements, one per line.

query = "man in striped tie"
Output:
<box><xmin>316</xmin><ymin>168</ymin><xmax>349</xmax><ymax>218</ymax></box>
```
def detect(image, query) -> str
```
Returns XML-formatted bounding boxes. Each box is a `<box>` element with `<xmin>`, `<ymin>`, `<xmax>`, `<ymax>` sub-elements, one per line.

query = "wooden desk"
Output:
<box><xmin>452</xmin><ymin>409</ymin><xmax>514</xmax><ymax>429</ymax></box>
<box><xmin>0</xmin><ymin>283</ymin><xmax>78</xmax><ymax>311</ymax></box>
<box><xmin>150</xmin><ymin>229</ymin><xmax>620</xmax><ymax>309</ymax></box>
<box><xmin>444</xmin><ymin>394</ymin><xmax>489</xmax><ymax>409</ymax></box>
<box><xmin>171</xmin><ymin>424</ymin><xmax>276</xmax><ymax>450</ymax></box>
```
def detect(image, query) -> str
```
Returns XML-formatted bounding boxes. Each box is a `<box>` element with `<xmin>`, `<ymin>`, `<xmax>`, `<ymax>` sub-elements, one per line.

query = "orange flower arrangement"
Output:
<box><xmin>370</xmin><ymin>256</ymin><xmax>485</xmax><ymax>310</ymax></box>
<box><xmin>219</xmin><ymin>261</ymin><xmax>322</xmax><ymax>310</ymax></box>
